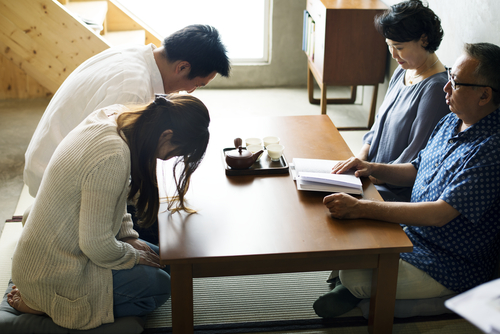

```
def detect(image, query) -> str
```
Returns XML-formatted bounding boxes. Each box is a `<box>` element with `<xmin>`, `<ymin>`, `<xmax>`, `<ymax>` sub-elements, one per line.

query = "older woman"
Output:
<box><xmin>8</xmin><ymin>95</ymin><xmax>210</xmax><ymax>330</ymax></box>
<box><xmin>314</xmin><ymin>0</ymin><xmax>453</xmax><ymax>318</ymax></box>
<box><xmin>358</xmin><ymin>0</ymin><xmax>450</xmax><ymax>202</ymax></box>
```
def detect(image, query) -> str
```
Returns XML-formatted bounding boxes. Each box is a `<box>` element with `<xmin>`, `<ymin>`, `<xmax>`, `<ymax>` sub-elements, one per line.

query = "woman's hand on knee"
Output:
<box><xmin>121</xmin><ymin>237</ymin><xmax>152</xmax><ymax>252</ymax></box>
<box><xmin>138</xmin><ymin>249</ymin><xmax>164</xmax><ymax>268</ymax></box>
<box><xmin>122</xmin><ymin>238</ymin><xmax>165</xmax><ymax>269</ymax></box>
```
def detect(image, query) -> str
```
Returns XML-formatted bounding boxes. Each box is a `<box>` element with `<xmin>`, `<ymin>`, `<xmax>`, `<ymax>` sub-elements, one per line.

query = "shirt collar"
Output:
<box><xmin>455</xmin><ymin>107</ymin><xmax>500</xmax><ymax>139</ymax></box>
<box><xmin>147</xmin><ymin>44</ymin><xmax>165</xmax><ymax>95</ymax></box>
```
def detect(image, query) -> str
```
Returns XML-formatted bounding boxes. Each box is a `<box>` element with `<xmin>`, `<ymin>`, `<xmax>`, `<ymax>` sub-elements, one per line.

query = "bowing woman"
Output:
<box><xmin>8</xmin><ymin>94</ymin><xmax>210</xmax><ymax>330</ymax></box>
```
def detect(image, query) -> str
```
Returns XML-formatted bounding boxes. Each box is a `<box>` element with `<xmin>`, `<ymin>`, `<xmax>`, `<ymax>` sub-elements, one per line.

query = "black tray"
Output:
<box><xmin>222</xmin><ymin>148</ymin><xmax>289</xmax><ymax>176</ymax></box>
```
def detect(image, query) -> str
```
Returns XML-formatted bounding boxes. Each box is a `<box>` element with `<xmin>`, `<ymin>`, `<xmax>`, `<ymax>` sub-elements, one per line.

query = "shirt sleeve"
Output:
<box><xmin>440</xmin><ymin>144</ymin><xmax>500</xmax><ymax>224</ymax></box>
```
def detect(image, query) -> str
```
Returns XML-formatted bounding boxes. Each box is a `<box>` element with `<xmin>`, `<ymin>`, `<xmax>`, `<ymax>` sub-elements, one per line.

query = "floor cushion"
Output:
<box><xmin>0</xmin><ymin>280</ymin><xmax>145</xmax><ymax>334</ymax></box>
<box><xmin>357</xmin><ymin>294</ymin><xmax>457</xmax><ymax>319</ymax></box>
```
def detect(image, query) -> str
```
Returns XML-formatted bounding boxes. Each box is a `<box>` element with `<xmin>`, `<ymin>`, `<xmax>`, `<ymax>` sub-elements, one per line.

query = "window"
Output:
<box><xmin>116</xmin><ymin>0</ymin><xmax>271</xmax><ymax>64</ymax></box>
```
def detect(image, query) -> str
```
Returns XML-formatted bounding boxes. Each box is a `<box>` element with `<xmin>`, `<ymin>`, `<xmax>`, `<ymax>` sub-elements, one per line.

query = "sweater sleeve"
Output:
<box><xmin>79</xmin><ymin>152</ymin><xmax>140</xmax><ymax>270</ymax></box>
<box><xmin>116</xmin><ymin>211</ymin><xmax>139</xmax><ymax>240</ymax></box>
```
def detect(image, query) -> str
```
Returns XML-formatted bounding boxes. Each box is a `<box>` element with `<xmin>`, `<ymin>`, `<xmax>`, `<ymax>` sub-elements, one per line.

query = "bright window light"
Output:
<box><xmin>116</xmin><ymin>0</ymin><xmax>270</xmax><ymax>63</ymax></box>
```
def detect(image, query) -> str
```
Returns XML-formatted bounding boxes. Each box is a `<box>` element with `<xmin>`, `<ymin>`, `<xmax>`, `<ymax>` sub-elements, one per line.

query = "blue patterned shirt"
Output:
<box><xmin>400</xmin><ymin>108</ymin><xmax>500</xmax><ymax>293</ymax></box>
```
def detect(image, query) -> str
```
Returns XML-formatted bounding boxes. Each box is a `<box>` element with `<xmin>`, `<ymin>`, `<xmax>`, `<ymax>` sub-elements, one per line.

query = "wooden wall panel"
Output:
<box><xmin>0</xmin><ymin>0</ymin><xmax>109</xmax><ymax>98</ymax></box>
<box><xmin>0</xmin><ymin>0</ymin><xmax>161</xmax><ymax>99</ymax></box>
<box><xmin>0</xmin><ymin>53</ymin><xmax>52</xmax><ymax>99</ymax></box>
<box><xmin>107</xmin><ymin>0</ymin><xmax>162</xmax><ymax>47</ymax></box>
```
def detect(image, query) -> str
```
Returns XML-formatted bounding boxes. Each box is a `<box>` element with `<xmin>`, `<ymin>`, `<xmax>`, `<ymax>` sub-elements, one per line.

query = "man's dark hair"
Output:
<box><xmin>163</xmin><ymin>24</ymin><xmax>230</xmax><ymax>79</ymax></box>
<box><xmin>465</xmin><ymin>43</ymin><xmax>500</xmax><ymax>106</ymax></box>
<box><xmin>375</xmin><ymin>0</ymin><xmax>443</xmax><ymax>52</ymax></box>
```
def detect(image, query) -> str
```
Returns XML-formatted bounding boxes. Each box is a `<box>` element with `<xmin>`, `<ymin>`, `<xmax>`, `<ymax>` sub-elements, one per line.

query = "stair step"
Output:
<box><xmin>104</xmin><ymin>30</ymin><xmax>146</xmax><ymax>46</ymax></box>
<box><xmin>65</xmin><ymin>1</ymin><xmax>108</xmax><ymax>33</ymax></box>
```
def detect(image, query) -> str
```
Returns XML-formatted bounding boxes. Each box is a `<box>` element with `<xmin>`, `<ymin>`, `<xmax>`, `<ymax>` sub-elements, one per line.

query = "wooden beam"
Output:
<box><xmin>0</xmin><ymin>0</ymin><xmax>109</xmax><ymax>95</ymax></box>
<box><xmin>107</xmin><ymin>0</ymin><xmax>162</xmax><ymax>47</ymax></box>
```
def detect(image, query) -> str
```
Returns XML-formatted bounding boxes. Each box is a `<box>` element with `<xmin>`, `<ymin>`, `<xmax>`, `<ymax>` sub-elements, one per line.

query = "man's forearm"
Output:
<box><xmin>370</xmin><ymin>163</ymin><xmax>417</xmax><ymax>187</ymax></box>
<box><xmin>356</xmin><ymin>199</ymin><xmax>459</xmax><ymax>227</ymax></box>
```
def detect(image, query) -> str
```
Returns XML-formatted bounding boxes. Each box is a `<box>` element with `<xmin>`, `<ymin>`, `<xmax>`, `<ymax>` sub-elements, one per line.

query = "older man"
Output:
<box><xmin>24</xmin><ymin>24</ymin><xmax>230</xmax><ymax>198</ymax></box>
<box><xmin>314</xmin><ymin>42</ymin><xmax>500</xmax><ymax>318</ymax></box>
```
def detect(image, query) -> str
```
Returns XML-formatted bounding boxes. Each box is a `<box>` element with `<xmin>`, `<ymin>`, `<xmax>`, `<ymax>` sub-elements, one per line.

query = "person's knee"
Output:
<box><xmin>117</xmin><ymin>265</ymin><xmax>171</xmax><ymax>301</ymax></box>
<box><xmin>143</xmin><ymin>266</ymin><xmax>171</xmax><ymax>299</ymax></box>
<box><xmin>154</xmin><ymin>269</ymin><xmax>171</xmax><ymax>305</ymax></box>
<box><xmin>339</xmin><ymin>269</ymin><xmax>372</xmax><ymax>299</ymax></box>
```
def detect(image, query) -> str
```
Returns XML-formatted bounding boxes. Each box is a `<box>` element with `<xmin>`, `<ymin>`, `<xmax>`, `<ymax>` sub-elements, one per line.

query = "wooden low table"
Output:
<box><xmin>158</xmin><ymin>115</ymin><xmax>413</xmax><ymax>334</ymax></box>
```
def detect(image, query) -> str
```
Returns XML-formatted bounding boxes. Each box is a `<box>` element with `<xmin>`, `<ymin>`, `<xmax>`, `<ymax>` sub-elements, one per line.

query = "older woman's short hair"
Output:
<box><xmin>375</xmin><ymin>0</ymin><xmax>443</xmax><ymax>52</ymax></box>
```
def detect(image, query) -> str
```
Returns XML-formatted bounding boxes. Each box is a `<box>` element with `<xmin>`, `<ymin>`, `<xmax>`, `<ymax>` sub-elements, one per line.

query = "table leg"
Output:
<box><xmin>170</xmin><ymin>263</ymin><xmax>194</xmax><ymax>334</ymax></box>
<box><xmin>368</xmin><ymin>253</ymin><xmax>399</xmax><ymax>334</ymax></box>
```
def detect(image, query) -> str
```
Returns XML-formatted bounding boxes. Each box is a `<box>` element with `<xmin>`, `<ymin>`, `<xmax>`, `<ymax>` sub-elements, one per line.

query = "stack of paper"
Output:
<box><xmin>445</xmin><ymin>278</ymin><xmax>500</xmax><ymax>333</ymax></box>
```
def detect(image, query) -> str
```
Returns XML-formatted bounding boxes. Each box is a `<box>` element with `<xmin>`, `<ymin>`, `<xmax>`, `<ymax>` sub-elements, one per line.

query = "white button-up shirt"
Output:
<box><xmin>24</xmin><ymin>44</ymin><xmax>164</xmax><ymax>197</ymax></box>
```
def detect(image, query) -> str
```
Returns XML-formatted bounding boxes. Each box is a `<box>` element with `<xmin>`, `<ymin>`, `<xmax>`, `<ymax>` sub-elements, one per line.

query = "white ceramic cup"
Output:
<box><xmin>263</xmin><ymin>136</ymin><xmax>280</xmax><ymax>147</ymax></box>
<box><xmin>245</xmin><ymin>137</ymin><xmax>262</xmax><ymax>146</ymax></box>
<box><xmin>246</xmin><ymin>144</ymin><xmax>265</xmax><ymax>161</ymax></box>
<box><xmin>266</xmin><ymin>144</ymin><xmax>284</xmax><ymax>161</ymax></box>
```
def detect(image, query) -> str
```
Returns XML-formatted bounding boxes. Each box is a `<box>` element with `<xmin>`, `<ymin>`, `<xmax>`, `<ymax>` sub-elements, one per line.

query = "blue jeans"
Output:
<box><xmin>112</xmin><ymin>240</ymin><xmax>171</xmax><ymax>318</ymax></box>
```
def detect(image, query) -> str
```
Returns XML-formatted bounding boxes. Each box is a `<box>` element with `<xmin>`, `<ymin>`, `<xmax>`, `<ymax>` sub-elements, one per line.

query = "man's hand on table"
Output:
<box><xmin>323</xmin><ymin>193</ymin><xmax>362</xmax><ymax>219</ymax></box>
<box><xmin>324</xmin><ymin>158</ymin><xmax>370</xmax><ymax>219</ymax></box>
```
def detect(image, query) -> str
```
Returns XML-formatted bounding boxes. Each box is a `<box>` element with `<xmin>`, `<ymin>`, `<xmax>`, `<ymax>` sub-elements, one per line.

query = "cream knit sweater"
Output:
<box><xmin>12</xmin><ymin>106</ymin><xmax>141</xmax><ymax>330</ymax></box>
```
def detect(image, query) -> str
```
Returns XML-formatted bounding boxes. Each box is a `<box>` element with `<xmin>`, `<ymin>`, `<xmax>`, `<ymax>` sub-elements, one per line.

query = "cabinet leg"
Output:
<box><xmin>308</xmin><ymin>82</ymin><xmax>358</xmax><ymax>106</ymax></box>
<box><xmin>368</xmin><ymin>84</ymin><xmax>379</xmax><ymax>129</ymax></box>
<box><xmin>307</xmin><ymin>66</ymin><xmax>318</xmax><ymax>105</ymax></box>
<box><xmin>320</xmin><ymin>84</ymin><xmax>327</xmax><ymax>115</ymax></box>
<box><xmin>336</xmin><ymin>84</ymin><xmax>379</xmax><ymax>131</ymax></box>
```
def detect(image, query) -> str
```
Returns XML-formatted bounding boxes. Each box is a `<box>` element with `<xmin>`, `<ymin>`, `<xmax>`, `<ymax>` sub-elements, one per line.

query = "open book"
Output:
<box><xmin>291</xmin><ymin>158</ymin><xmax>363</xmax><ymax>195</ymax></box>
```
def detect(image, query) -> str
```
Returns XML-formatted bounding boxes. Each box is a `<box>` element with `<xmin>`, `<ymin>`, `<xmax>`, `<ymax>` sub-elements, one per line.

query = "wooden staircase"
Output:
<box><xmin>0</xmin><ymin>0</ymin><xmax>163</xmax><ymax>99</ymax></box>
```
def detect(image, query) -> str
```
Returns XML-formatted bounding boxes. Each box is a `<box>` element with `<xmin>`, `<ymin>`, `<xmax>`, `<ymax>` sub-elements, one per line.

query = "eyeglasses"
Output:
<box><xmin>446</xmin><ymin>68</ymin><xmax>498</xmax><ymax>92</ymax></box>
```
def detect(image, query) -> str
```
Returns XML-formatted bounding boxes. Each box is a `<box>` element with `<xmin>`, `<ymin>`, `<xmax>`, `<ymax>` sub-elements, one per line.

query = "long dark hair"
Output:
<box><xmin>116</xmin><ymin>94</ymin><xmax>210</xmax><ymax>228</ymax></box>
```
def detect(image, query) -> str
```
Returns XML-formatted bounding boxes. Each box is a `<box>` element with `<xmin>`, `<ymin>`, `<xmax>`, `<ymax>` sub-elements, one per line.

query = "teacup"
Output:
<box><xmin>266</xmin><ymin>144</ymin><xmax>284</xmax><ymax>161</ymax></box>
<box><xmin>263</xmin><ymin>136</ymin><xmax>280</xmax><ymax>147</ymax></box>
<box><xmin>246</xmin><ymin>144</ymin><xmax>265</xmax><ymax>161</ymax></box>
<box><xmin>245</xmin><ymin>137</ymin><xmax>262</xmax><ymax>146</ymax></box>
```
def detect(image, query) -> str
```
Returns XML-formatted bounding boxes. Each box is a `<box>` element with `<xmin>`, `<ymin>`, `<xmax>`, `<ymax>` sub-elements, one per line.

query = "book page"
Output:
<box><xmin>291</xmin><ymin>158</ymin><xmax>343</xmax><ymax>180</ymax></box>
<box><xmin>293</xmin><ymin>158</ymin><xmax>343</xmax><ymax>173</ymax></box>
<box><xmin>298</xmin><ymin>171</ymin><xmax>361</xmax><ymax>189</ymax></box>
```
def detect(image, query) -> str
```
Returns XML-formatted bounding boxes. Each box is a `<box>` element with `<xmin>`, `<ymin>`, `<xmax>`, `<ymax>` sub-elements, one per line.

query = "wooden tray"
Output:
<box><xmin>222</xmin><ymin>148</ymin><xmax>289</xmax><ymax>176</ymax></box>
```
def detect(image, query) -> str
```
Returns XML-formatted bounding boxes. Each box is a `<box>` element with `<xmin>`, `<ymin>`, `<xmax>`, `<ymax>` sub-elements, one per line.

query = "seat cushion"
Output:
<box><xmin>357</xmin><ymin>294</ymin><xmax>457</xmax><ymax>319</ymax></box>
<box><xmin>0</xmin><ymin>280</ymin><xmax>145</xmax><ymax>334</ymax></box>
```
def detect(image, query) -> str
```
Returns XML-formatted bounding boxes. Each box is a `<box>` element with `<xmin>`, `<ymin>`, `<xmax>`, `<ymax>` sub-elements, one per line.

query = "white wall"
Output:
<box><xmin>367</xmin><ymin>0</ymin><xmax>500</xmax><ymax>113</ymax></box>
<box><xmin>208</xmin><ymin>0</ymin><xmax>307</xmax><ymax>88</ymax></box>
<box><xmin>210</xmin><ymin>0</ymin><xmax>500</xmax><ymax>92</ymax></box>
<box><xmin>382</xmin><ymin>0</ymin><xmax>500</xmax><ymax>68</ymax></box>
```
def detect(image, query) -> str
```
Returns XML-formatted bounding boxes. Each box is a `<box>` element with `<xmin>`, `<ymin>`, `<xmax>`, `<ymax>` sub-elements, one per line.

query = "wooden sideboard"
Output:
<box><xmin>304</xmin><ymin>0</ymin><xmax>388</xmax><ymax>129</ymax></box>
